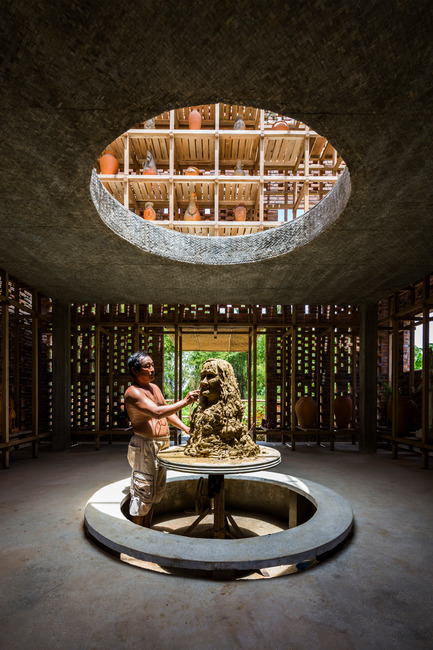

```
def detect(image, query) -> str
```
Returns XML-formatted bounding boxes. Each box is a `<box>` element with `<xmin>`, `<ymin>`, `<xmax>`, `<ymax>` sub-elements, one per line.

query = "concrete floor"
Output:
<box><xmin>0</xmin><ymin>441</ymin><xmax>432</xmax><ymax>650</ymax></box>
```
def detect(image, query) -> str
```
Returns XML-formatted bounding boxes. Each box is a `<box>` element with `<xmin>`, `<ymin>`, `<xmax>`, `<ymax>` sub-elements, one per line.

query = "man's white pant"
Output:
<box><xmin>127</xmin><ymin>434</ymin><xmax>169</xmax><ymax>517</ymax></box>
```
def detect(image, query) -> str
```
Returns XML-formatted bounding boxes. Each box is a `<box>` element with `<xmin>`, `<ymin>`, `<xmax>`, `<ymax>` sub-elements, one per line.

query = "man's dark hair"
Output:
<box><xmin>128</xmin><ymin>350</ymin><xmax>150</xmax><ymax>378</ymax></box>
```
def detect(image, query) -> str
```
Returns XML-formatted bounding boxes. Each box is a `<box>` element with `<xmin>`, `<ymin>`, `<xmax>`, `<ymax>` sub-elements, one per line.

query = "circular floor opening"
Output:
<box><xmin>85</xmin><ymin>471</ymin><xmax>353</xmax><ymax>580</ymax></box>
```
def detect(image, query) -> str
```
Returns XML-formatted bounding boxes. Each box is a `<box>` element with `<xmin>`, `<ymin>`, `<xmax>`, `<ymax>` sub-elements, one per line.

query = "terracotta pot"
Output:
<box><xmin>334</xmin><ymin>395</ymin><xmax>353</xmax><ymax>429</ymax></box>
<box><xmin>99</xmin><ymin>153</ymin><xmax>119</xmax><ymax>174</ymax></box>
<box><xmin>184</xmin><ymin>192</ymin><xmax>201</xmax><ymax>221</ymax></box>
<box><xmin>185</xmin><ymin>166</ymin><xmax>200</xmax><ymax>176</ymax></box>
<box><xmin>234</xmin><ymin>203</ymin><xmax>247</xmax><ymax>221</ymax></box>
<box><xmin>388</xmin><ymin>396</ymin><xmax>417</xmax><ymax>435</ymax></box>
<box><xmin>295</xmin><ymin>397</ymin><xmax>318</xmax><ymax>429</ymax></box>
<box><xmin>272</xmin><ymin>120</ymin><xmax>290</xmax><ymax>131</ymax></box>
<box><xmin>188</xmin><ymin>107</ymin><xmax>202</xmax><ymax>130</ymax></box>
<box><xmin>143</xmin><ymin>202</ymin><xmax>156</xmax><ymax>221</ymax></box>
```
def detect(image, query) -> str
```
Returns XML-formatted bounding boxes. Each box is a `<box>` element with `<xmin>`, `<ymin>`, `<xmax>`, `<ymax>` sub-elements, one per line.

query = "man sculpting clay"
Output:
<box><xmin>124</xmin><ymin>351</ymin><xmax>199</xmax><ymax>527</ymax></box>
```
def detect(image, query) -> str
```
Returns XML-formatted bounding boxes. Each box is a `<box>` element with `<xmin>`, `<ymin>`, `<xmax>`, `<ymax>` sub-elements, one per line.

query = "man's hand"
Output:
<box><xmin>184</xmin><ymin>390</ymin><xmax>199</xmax><ymax>404</ymax></box>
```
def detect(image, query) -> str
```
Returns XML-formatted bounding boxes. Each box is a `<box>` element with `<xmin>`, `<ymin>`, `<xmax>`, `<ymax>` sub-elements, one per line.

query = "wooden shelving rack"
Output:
<box><xmin>96</xmin><ymin>104</ymin><xmax>345</xmax><ymax>237</ymax></box>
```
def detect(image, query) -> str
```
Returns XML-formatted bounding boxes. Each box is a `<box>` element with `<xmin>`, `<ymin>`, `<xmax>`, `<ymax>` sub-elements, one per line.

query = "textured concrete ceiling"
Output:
<box><xmin>1</xmin><ymin>1</ymin><xmax>433</xmax><ymax>305</ymax></box>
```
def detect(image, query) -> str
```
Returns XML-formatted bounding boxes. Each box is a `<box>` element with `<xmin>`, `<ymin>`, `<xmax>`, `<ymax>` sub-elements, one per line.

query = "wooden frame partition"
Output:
<box><xmin>0</xmin><ymin>270</ymin><xmax>52</xmax><ymax>467</ymax></box>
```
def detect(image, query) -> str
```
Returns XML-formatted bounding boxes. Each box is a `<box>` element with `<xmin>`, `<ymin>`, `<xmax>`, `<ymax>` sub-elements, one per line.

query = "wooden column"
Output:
<box><xmin>247</xmin><ymin>329</ymin><xmax>252</xmax><ymax>429</ymax></box>
<box><xmin>359</xmin><ymin>302</ymin><xmax>378</xmax><ymax>453</ymax></box>
<box><xmin>421</xmin><ymin>283</ymin><xmax>430</xmax><ymax>468</ymax></box>
<box><xmin>95</xmin><ymin>323</ymin><xmax>100</xmax><ymax>432</ymax></box>
<box><xmin>391</xmin><ymin>304</ymin><xmax>399</xmax><ymax>456</ymax></box>
<box><xmin>32</xmin><ymin>290</ymin><xmax>39</xmax><ymax>437</ymax></box>
<box><xmin>291</xmin><ymin>326</ymin><xmax>297</xmax><ymax>431</ymax></box>
<box><xmin>52</xmin><ymin>300</ymin><xmax>71</xmax><ymax>451</ymax></box>
<box><xmin>330</xmin><ymin>329</ymin><xmax>335</xmax><ymax>430</ymax></box>
<box><xmin>123</xmin><ymin>134</ymin><xmax>129</xmax><ymax>209</ymax></box>
<box><xmin>252</xmin><ymin>325</ymin><xmax>257</xmax><ymax>440</ymax></box>
<box><xmin>169</xmin><ymin>110</ymin><xmax>174</xmax><ymax>227</ymax></box>
<box><xmin>1</xmin><ymin>279</ymin><xmax>10</xmax><ymax>466</ymax></box>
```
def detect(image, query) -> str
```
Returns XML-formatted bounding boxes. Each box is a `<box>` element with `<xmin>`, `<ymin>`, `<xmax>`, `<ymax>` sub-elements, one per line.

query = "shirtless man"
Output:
<box><xmin>124</xmin><ymin>350</ymin><xmax>199</xmax><ymax>527</ymax></box>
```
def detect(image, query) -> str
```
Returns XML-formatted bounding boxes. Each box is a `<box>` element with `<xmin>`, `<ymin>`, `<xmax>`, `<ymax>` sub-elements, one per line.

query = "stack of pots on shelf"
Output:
<box><xmin>295</xmin><ymin>397</ymin><xmax>318</xmax><ymax>429</ymax></box>
<box><xmin>334</xmin><ymin>394</ymin><xmax>353</xmax><ymax>429</ymax></box>
<box><xmin>188</xmin><ymin>107</ymin><xmax>202</xmax><ymax>130</ymax></box>
<box><xmin>98</xmin><ymin>152</ymin><xmax>119</xmax><ymax>174</ymax></box>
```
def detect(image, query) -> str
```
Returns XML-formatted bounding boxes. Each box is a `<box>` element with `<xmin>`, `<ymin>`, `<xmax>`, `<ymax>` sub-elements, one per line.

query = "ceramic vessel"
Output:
<box><xmin>388</xmin><ymin>396</ymin><xmax>417</xmax><ymax>435</ymax></box>
<box><xmin>144</xmin><ymin>117</ymin><xmax>155</xmax><ymax>129</ymax></box>
<box><xmin>184</xmin><ymin>192</ymin><xmax>201</xmax><ymax>221</ymax></box>
<box><xmin>143</xmin><ymin>201</ymin><xmax>156</xmax><ymax>221</ymax></box>
<box><xmin>295</xmin><ymin>397</ymin><xmax>318</xmax><ymax>429</ymax></box>
<box><xmin>99</xmin><ymin>152</ymin><xmax>119</xmax><ymax>174</ymax></box>
<box><xmin>234</xmin><ymin>203</ymin><xmax>247</xmax><ymax>221</ymax></box>
<box><xmin>334</xmin><ymin>395</ymin><xmax>353</xmax><ymax>429</ymax></box>
<box><xmin>272</xmin><ymin>120</ymin><xmax>290</xmax><ymax>131</ymax></box>
<box><xmin>233</xmin><ymin>115</ymin><xmax>246</xmax><ymax>130</ymax></box>
<box><xmin>188</xmin><ymin>107</ymin><xmax>202</xmax><ymax>130</ymax></box>
<box><xmin>185</xmin><ymin>166</ymin><xmax>200</xmax><ymax>176</ymax></box>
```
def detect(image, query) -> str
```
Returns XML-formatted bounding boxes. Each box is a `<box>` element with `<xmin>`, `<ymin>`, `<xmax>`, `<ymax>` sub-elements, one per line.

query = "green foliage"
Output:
<box><xmin>413</xmin><ymin>344</ymin><xmax>433</xmax><ymax>370</ymax></box>
<box><xmin>163</xmin><ymin>334</ymin><xmax>266</xmax><ymax>400</ymax></box>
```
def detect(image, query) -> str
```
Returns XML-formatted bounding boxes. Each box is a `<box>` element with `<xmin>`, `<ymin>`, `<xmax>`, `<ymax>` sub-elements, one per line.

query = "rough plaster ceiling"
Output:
<box><xmin>1</xmin><ymin>1</ymin><xmax>433</xmax><ymax>306</ymax></box>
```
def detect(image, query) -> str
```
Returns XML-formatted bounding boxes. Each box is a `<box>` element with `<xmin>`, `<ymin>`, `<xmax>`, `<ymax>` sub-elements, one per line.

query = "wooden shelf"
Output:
<box><xmin>97</xmin><ymin>104</ymin><xmax>346</xmax><ymax>236</ymax></box>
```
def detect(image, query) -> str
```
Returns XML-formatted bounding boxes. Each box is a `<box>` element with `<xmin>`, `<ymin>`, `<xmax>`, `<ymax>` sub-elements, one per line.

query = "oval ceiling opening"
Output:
<box><xmin>94</xmin><ymin>103</ymin><xmax>346</xmax><ymax>238</ymax></box>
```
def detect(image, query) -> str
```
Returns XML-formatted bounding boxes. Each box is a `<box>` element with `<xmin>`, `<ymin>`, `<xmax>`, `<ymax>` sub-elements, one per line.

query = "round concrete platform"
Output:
<box><xmin>157</xmin><ymin>445</ymin><xmax>281</xmax><ymax>474</ymax></box>
<box><xmin>84</xmin><ymin>471</ymin><xmax>353</xmax><ymax>575</ymax></box>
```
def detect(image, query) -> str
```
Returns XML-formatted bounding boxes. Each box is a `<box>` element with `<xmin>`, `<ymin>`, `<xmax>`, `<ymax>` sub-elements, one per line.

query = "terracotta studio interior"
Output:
<box><xmin>1</xmin><ymin>2</ymin><xmax>433</xmax><ymax>649</ymax></box>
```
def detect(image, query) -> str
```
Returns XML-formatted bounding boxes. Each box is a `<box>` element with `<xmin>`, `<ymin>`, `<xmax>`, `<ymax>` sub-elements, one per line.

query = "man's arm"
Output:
<box><xmin>167</xmin><ymin>412</ymin><xmax>190</xmax><ymax>434</ymax></box>
<box><xmin>125</xmin><ymin>385</ymin><xmax>198</xmax><ymax>420</ymax></box>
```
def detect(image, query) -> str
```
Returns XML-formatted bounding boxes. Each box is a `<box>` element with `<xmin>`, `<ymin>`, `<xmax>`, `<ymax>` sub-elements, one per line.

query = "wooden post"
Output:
<box><xmin>391</xmin><ymin>303</ymin><xmax>399</xmax><ymax>456</ymax></box>
<box><xmin>291</xmin><ymin>326</ymin><xmax>297</xmax><ymax>431</ymax></box>
<box><xmin>330</xmin><ymin>329</ymin><xmax>335</xmax><ymax>431</ymax></box>
<box><xmin>247</xmin><ymin>328</ymin><xmax>252</xmax><ymax>429</ymax></box>
<box><xmin>169</xmin><ymin>110</ymin><xmax>174</xmax><ymax>227</ymax></box>
<box><xmin>359</xmin><ymin>302</ymin><xmax>378</xmax><ymax>453</ymax></box>
<box><xmin>281</xmin><ymin>330</ymin><xmax>287</xmax><ymax>430</ymax></box>
<box><xmin>304</xmin><ymin>134</ymin><xmax>310</xmax><ymax>213</ymax></box>
<box><xmin>52</xmin><ymin>300</ymin><xmax>71</xmax><ymax>451</ymax></box>
<box><xmin>421</xmin><ymin>278</ymin><xmax>430</xmax><ymax>468</ymax></box>
<box><xmin>32</xmin><ymin>290</ymin><xmax>39</xmax><ymax>440</ymax></box>
<box><xmin>1</xmin><ymin>274</ymin><xmax>10</xmax><ymax>467</ymax></box>
<box><xmin>95</xmin><ymin>324</ymin><xmax>100</xmax><ymax>434</ymax></box>
<box><xmin>124</xmin><ymin>134</ymin><xmax>129</xmax><ymax>209</ymax></box>
<box><xmin>252</xmin><ymin>324</ymin><xmax>257</xmax><ymax>440</ymax></box>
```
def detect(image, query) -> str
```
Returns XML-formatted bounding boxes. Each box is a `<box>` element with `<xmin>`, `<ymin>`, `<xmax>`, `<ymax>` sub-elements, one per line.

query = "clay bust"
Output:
<box><xmin>184</xmin><ymin>358</ymin><xmax>259</xmax><ymax>459</ymax></box>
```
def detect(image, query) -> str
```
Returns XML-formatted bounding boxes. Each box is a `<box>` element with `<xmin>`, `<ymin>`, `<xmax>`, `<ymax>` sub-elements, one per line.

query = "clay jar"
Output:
<box><xmin>99</xmin><ymin>152</ymin><xmax>119</xmax><ymax>174</ymax></box>
<box><xmin>334</xmin><ymin>395</ymin><xmax>353</xmax><ymax>429</ymax></box>
<box><xmin>234</xmin><ymin>203</ymin><xmax>247</xmax><ymax>221</ymax></box>
<box><xmin>184</xmin><ymin>192</ymin><xmax>201</xmax><ymax>221</ymax></box>
<box><xmin>143</xmin><ymin>202</ymin><xmax>156</xmax><ymax>221</ymax></box>
<box><xmin>388</xmin><ymin>396</ymin><xmax>417</xmax><ymax>436</ymax></box>
<box><xmin>272</xmin><ymin>120</ymin><xmax>290</xmax><ymax>131</ymax></box>
<box><xmin>295</xmin><ymin>397</ymin><xmax>318</xmax><ymax>429</ymax></box>
<box><xmin>188</xmin><ymin>107</ymin><xmax>202</xmax><ymax>130</ymax></box>
<box><xmin>185</xmin><ymin>166</ymin><xmax>200</xmax><ymax>176</ymax></box>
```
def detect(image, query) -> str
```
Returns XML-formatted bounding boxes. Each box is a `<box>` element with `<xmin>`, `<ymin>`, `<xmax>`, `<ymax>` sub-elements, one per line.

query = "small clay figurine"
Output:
<box><xmin>184</xmin><ymin>192</ymin><xmax>201</xmax><ymax>221</ymax></box>
<box><xmin>233</xmin><ymin>115</ymin><xmax>246</xmax><ymax>130</ymax></box>
<box><xmin>144</xmin><ymin>117</ymin><xmax>155</xmax><ymax>129</ymax></box>
<box><xmin>143</xmin><ymin>202</ymin><xmax>156</xmax><ymax>220</ymax></box>
<box><xmin>142</xmin><ymin>150</ymin><xmax>158</xmax><ymax>175</ymax></box>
